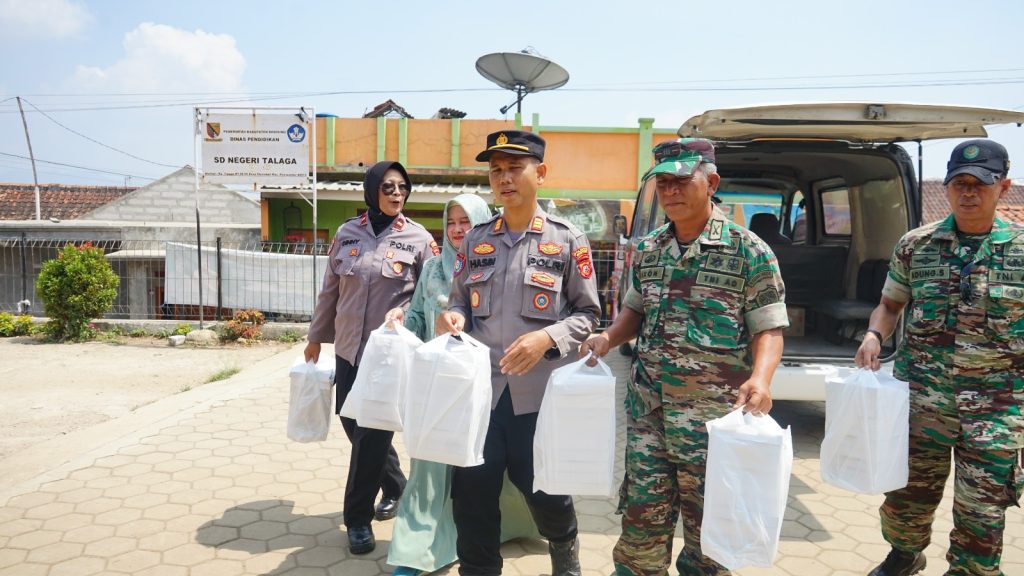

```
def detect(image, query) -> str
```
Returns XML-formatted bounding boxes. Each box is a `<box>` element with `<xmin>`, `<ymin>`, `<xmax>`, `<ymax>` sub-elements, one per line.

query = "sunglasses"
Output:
<box><xmin>653</xmin><ymin>140</ymin><xmax>714</xmax><ymax>163</ymax></box>
<box><xmin>381</xmin><ymin>181</ymin><xmax>409</xmax><ymax>195</ymax></box>
<box><xmin>960</xmin><ymin>261</ymin><xmax>976</xmax><ymax>304</ymax></box>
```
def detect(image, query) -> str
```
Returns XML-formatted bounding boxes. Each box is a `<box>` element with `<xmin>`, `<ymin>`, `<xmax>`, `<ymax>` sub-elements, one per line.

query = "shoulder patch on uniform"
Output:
<box><xmin>472</xmin><ymin>242</ymin><xmax>496</xmax><ymax>255</ymax></box>
<box><xmin>572</xmin><ymin>246</ymin><xmax>593</xmax><ymax>279</ymax></box>
<box><xmin>530</xmin><ymin>216</ymin><xmax>544</xmax><ymax>232</ymax></box>
<box><xmin>392</xmin><ymin>218</ymin><xmax>405</xmax><ymax>231</ymax></box>
<box><xmin>454</xmin><ymin>253</ymin><xmax>466</xmax><ymax>277</ymax></box>
<box><xmin>359</xmin><ymin>213</ymin><xmax>368</xmax><ymax>226</ymax></box>
<box><xmin>755</xmin><ymin>286</ymin><xmax>781</xmax><ymax>307</ymax></box>
<box><xmin>348</xmin><ymin>247</ymin><xmax>359</xmax><ymax>257</ymax></box>
<box><xmin>1006</xmin><ymin>244</ymin><xmax>1024</xmax><ymax>257</ymax></box>
<box><xmin>493</xmin><ymin>218</ymin><xmax>504</xmax><ymax>233</ymax></box>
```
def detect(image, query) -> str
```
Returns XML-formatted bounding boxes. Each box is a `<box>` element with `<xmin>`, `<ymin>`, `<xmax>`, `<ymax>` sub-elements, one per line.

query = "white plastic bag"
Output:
<box><xmin>821</xmin><ymin>367</ymin><xmax>909</xmax><ymax>494</ymax></box>
<box><xmin>533</xmin><ymin>354</ymin><xmax>617</xmax><ymax>496</ymax></box>
<box><xmin>701</xmin><ymin>408</ymin><xmax>793</xmax><ymax>570</ymax></box>
<box><xmin>402</xmin><ymin>332</ymin><xmax>491</xmax><ymax>467</ymax></box>
<box><xmin>340</xmin><ymin>323</ymin><xmax>422</xmax><ymax>431</ymax></box>
<box><xmin>287</xmin><ymin>353</ymin><xmax>335</xmax><ymax>442</ymax></box>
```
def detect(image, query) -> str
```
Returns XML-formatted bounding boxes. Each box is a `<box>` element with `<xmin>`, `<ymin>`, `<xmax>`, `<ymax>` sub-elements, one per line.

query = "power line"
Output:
<box><xmin>9</xmin><ymin>67</ymin><xmax>1024</xmax><ymax>96</ymax></box>
<box><xmin>20</xmin><ymin>98</ymin><xmax>180</xmax><ymax>168</ymax></box>
<box><xmin>0</xmin><ymin>151</ymin><xmax>159</xmax><ymax>180</ymax></box>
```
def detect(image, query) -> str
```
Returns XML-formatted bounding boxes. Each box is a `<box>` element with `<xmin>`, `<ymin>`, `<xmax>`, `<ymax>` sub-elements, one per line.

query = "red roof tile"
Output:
<box><xmin>0</xmin><ymin>183</ymin><xmax>135</xmax><ymax>221</ymax></box>
<box><xmin>921</xmin><ymin>179</ymin><xmax>1024</xmax><ymax>225</ymax></box>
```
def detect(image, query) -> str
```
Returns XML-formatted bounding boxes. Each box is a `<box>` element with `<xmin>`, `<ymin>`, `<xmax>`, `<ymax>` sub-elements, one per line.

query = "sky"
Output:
<box><xmin>1</xmin><ymin>0</ymin><xmax>1023</xmax><ymax>188</ymax></box>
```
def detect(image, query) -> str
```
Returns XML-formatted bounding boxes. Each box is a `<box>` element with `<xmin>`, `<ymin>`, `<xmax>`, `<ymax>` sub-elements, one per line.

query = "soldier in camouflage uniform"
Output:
<box><xmin>582</xmin><ymin>138</ymin><xmax>788</xmax><ymax>576</ymax></box>
<box><xmin>856</xmin><ymin>139</ymin><xmax>1024</xmax><ymax>576</ymax></box>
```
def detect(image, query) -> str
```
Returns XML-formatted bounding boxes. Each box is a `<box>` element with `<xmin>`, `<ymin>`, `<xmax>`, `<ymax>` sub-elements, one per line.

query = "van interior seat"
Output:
<box><xmin>814</xmin><ymin>259</ymin><xmax>889</xmax><ymax>321</ymax></box>
<box><xmin>749</xmin><ymin>213</ymin><xmax>792</xmax><ymax>245</ymax></box>
<box><xmin>771</xmin><ymin>244</ymin><xmax>848</xmax><ymax>306</ymax></box>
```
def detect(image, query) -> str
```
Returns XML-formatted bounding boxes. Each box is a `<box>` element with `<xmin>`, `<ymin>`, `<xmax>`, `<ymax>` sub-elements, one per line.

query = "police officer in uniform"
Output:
<box><xmin>305</xmin><ymin>160</ymin><xmax>439</xmax><ymax>555</ymax></box>
<box><xmin>438</xmin><ymin>130</ymin><xmax>600</xmax><ymax>576</ymax></box>
<box><xmin>581</xmin><ymin>138</ymin><xmax>788</xmax><ymax>576</ymax></box>
<box><xmin>856</xmin><ymin>139</ymin><xmax>1024</xmax><ymax>576</ymax></box>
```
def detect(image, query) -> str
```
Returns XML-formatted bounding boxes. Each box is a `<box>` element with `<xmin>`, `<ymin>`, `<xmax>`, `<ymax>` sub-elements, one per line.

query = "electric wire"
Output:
<box><xmin>0</xmin><ymin>151</ymin><xmax>159</xmax><ymax>180</ymax></box>
<box><xmin>20</xmin><ymin>98</ymin><xmax>179</xmax><ymax>168</ymax></box>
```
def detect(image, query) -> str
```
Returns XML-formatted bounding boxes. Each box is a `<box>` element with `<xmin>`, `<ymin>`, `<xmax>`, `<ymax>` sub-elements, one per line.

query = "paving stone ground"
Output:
<box><xmin>0</xmin><ymin>343</ymin><xmax>1020</xmax><ymax>575</ymax></box>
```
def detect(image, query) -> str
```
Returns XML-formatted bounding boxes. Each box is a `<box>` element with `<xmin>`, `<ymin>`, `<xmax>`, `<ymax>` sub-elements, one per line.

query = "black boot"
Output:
<box><xmin>549</xmin><ymin>537</ymin><xmax>581</xmax><ymax>576</ymax></box>
<box><xmin>868</xmin><ymin>548</ymin><xmax>926</xmax><ymax>576</ymax></box>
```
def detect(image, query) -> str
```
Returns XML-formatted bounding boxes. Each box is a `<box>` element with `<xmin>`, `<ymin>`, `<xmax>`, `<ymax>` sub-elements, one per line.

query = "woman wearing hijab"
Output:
<box><xmin>385</xmin><ymin>194</ymin><xmax>539</xmax><ymax>576</ymax></box>
<box><xmin>305</xmin><ymin>161</ymin><xmax>439</xmax><ymax>556</ymax></box>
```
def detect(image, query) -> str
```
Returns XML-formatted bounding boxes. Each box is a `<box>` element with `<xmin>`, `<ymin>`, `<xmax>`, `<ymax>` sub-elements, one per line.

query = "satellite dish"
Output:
<box><xmin>476</xmin><ymin>48</ymin><xmax>569</xmax><ymax>115</ymax></box>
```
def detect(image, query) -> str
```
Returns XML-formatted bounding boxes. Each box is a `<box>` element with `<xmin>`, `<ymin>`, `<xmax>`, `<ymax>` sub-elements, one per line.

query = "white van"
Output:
<box><xmin>617</xmin><ymin>103</ymin><xmax>1024</xmax><ymax>400</ymax></box>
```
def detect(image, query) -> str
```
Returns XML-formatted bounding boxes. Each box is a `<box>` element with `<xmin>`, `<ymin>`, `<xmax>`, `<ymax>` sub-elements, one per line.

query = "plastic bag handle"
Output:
<box><xmin>568</xmin><ymin>352</ymin><xmax>613</xmax><ymax>378</ymax></box>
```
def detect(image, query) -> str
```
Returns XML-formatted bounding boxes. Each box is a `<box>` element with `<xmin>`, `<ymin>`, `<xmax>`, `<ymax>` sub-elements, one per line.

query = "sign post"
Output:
<box><xmin>194</xmin><ymin>106</ymin><xmax>315</xmax><ymax>327</ymax></box>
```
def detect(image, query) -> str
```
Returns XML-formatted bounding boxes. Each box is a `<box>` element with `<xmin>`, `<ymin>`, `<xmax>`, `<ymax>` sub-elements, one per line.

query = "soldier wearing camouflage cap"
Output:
<box><xmin>581</xmin><ymin>137</ymin><xmax>788</xmax><ymax>575</ymax></box>
<box><xmin>856</xmin><ymin>139</ymin><xmax>1024</xmax><ymax>576</ymax></box>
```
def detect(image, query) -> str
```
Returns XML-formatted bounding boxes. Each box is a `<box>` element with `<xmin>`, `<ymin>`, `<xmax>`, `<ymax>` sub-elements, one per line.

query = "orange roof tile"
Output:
<box><xmin>0</xmin><ymin>183</ymin><xmax>134</xmax><ymax>221</ymax></box>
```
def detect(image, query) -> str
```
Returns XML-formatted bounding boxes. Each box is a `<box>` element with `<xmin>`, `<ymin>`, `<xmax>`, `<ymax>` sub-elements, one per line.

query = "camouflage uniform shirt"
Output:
<box><xmin>621</xmin><ymin>206</ymin><xmax>789</xmax><ymax>462</ymax></box>
<box><xmin>882</xmin><ymin>214</ymin><xmax>1024</xmax><ymax>450</ymax></box>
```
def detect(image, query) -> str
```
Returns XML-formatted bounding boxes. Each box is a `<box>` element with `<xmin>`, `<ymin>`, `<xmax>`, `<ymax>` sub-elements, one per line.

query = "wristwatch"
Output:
<box><xmin>866</xmin><ymin>328</ymin><xmax>884</xmax><ymax>343</ymax></box>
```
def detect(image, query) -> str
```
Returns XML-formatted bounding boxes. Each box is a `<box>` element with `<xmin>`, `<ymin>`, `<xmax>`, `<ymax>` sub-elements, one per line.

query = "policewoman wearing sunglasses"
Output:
<box><xmin>305</xmin><ymin>160</ymin><xmax>439</xmax><ymax>555</ymax></box>
<box><xmin>856</xmin><ymin>140</ymin><xmax>1024</xmax><ymax>576</ymax></box>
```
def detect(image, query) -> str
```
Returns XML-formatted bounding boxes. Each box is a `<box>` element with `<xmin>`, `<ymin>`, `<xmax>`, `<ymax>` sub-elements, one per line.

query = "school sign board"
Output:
<box><xmin>200</xmin><ymin>112</ymin><xmax>310</xmax><ymax>186</ymax></box>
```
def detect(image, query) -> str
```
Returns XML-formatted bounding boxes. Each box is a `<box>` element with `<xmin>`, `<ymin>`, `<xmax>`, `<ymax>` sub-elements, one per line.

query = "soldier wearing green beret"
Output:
<box><xmin>581</xmin><ymin>138</ymin><xmax>788</xmax><ymax>575</ymax></box>
<box><xmin>856</xmin><ymin>139</ymin><xmax>1024</xmax><ymax>576</ymax></box>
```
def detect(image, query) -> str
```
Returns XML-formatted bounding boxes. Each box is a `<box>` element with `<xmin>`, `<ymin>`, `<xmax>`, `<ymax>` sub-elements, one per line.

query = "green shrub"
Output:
<box><xmin>220</xmin><ymin>309</ymin><xmax>265</xmax><ymax>341</ymax></box>
<box><xmin>128</xmin><ymin>328</ymin><xmax>149</xmax><ymax>338</ymax></box>
<box><xmin>36</xmin><ymin>243</ymin><xmax>119</xmax><ymax>342</ymax></box>
<box><xmin>277</xmin><ymin>330</ymin><xmax>302</xmax><ymax>344</ymax></box>
<box><xmin>173</xmin><ymin>322</ymin><xmax>193</xmax><ymax>336</ymax></box>
<box><xmin>0</xmin><ymin>313</ymin><xmax>34</xmax><ymax>337</ymax></box>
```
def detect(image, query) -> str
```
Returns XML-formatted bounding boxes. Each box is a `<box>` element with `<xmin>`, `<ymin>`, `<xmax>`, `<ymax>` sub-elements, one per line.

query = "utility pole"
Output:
<box><xmin>15</xmin><ymin>97</ymin><xmax>41</xmax><ymax>221</ymax></box>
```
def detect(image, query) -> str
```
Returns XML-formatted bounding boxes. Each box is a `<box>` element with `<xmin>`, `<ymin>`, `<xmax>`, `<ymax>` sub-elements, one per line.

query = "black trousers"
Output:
<box><xmin>452</xmin><ymin>387</ymin><xmax>578</xmax><ymax>575</ymax></box>
<box><xmin>335</xmin><ymin>355</ymin><xmax>406</xmax><ymax>528</ymax></box>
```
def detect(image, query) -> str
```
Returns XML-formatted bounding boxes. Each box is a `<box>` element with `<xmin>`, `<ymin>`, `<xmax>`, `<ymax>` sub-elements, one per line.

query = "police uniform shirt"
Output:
<box><xmin>448</xmin><ymin>207</ymin><xmax>601</xmax><ymax>415</ymax></box>
<box><xmin>882</xmin><ymin>214</ymin><xmax>1024</xmax><ymax>449</ymax></box>
<box><xmin>308</xmin><ymin>212</ymin><xmax>438</xmax><ymax>365</ymax></box>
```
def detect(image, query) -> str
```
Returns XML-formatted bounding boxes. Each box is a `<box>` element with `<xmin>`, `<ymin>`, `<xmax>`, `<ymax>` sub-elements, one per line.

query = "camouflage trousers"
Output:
<box><xmin>613</xmin><ymin>406</ymin><xmax>730</xmax><ymax>576</ymax></box>
<box><xmin>880</xmin><ymin>391</ymin><xmax>1024</xmax><ymax>576</ymax></box>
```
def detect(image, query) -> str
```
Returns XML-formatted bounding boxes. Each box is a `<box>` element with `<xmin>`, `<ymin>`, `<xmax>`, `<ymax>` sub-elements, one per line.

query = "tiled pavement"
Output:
<box><xmin>0</xmin><ymin>343</ymin><xmax>1021</xmax><ymax>576</ymax></box>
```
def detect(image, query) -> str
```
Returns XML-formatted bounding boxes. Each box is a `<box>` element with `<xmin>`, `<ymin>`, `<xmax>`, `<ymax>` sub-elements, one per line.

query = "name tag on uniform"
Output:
<box><xmin>638</xmin><ymin>267</ymin><xmax>664</xmax><ymax>282</ymax></box>
<box><xmin>696</xmin><ymin>271</ymin><xmax>744</xmax><ymax>292</ymax></box>
<box><xmin>910</xmin><ymin>267</ymin><xmax>950</xmax><ymax>281</ymax></box>
<box><xmin>989</xmin><ymin>269</ymin><xmax>1024</xmax><ymax>284</ymax></box>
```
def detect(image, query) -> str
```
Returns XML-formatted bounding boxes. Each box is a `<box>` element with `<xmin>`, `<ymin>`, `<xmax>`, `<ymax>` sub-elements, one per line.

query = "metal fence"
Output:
<box><xmin>0</xmin><ymin>236</ymin><xmax>622</xmax><ymax>327</ymax></box>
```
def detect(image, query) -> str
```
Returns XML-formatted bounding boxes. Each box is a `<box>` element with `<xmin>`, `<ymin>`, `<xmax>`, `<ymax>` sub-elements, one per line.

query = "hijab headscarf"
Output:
<box><xmin>440</xmin><ymin>194</ymin><xmax>492</xmax><ymax>279</ymax></box>
<box><xmin>363</xmin><ymin>161</ymin><xmax>412</xmax><ymax>235</ymax></box>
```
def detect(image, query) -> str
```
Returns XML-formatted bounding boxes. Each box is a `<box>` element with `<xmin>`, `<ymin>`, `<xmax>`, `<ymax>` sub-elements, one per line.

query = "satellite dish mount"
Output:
<box><xmin>475</xmin><ymin>48</ymin><xmax>569</xmax><ymax>116</ymax></box>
